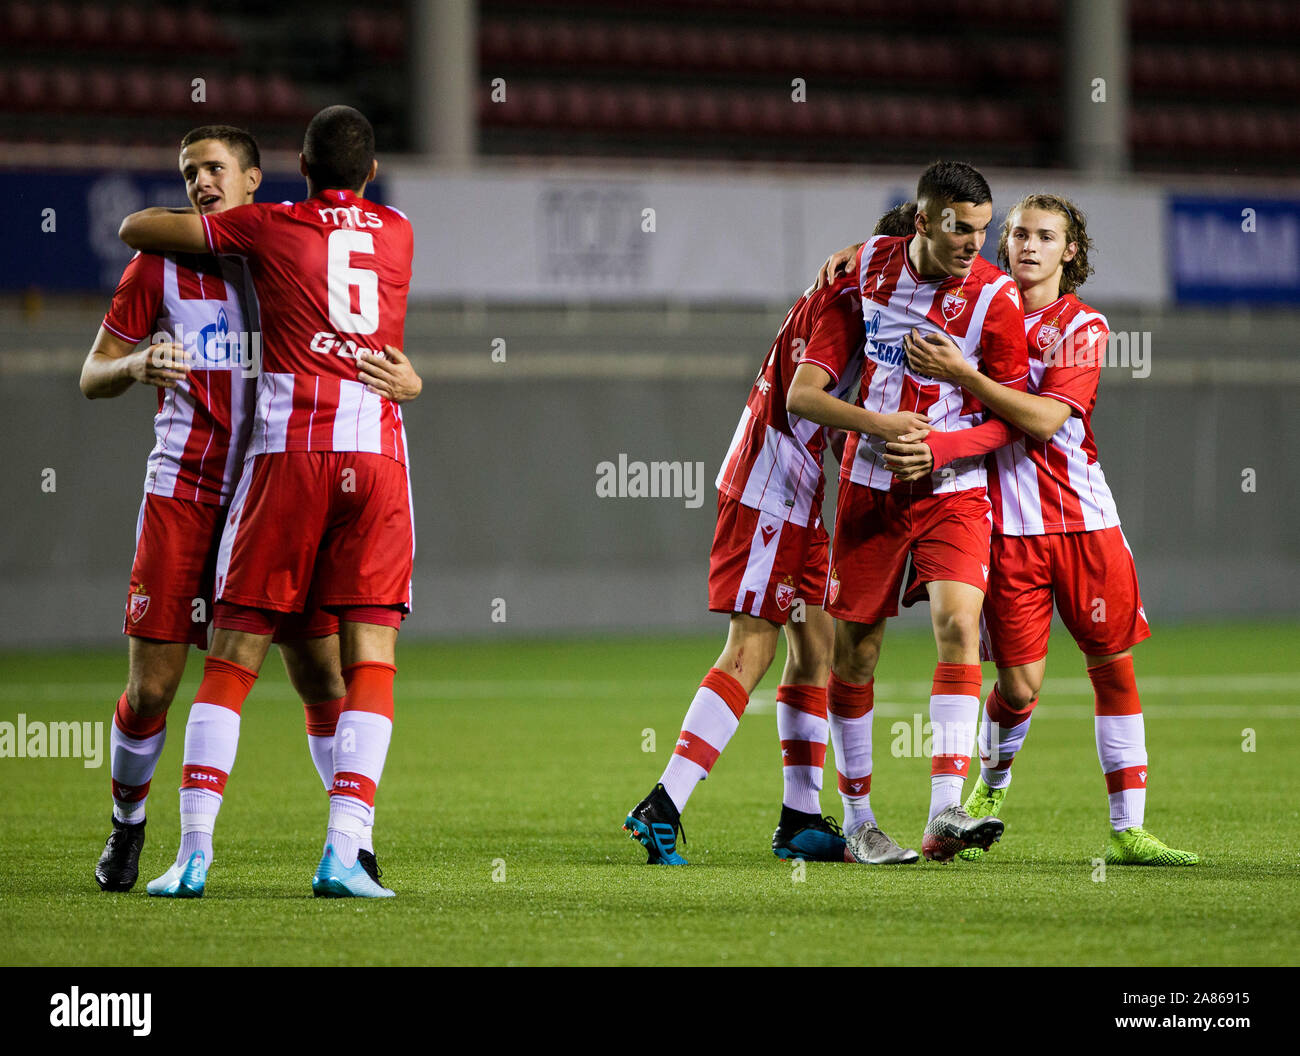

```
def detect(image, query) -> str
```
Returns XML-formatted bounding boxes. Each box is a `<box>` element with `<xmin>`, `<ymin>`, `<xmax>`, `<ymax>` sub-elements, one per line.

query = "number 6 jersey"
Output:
<box><xmin>200</xmin><ymin>188</ymin><xmax>414</xmax><ymax>465</ymax></box>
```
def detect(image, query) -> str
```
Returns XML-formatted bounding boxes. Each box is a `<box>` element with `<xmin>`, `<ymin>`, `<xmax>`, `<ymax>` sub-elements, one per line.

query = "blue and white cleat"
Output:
<box><xmin>312</xmin><ymin>844</ymin><xmax>396</xmax><ymax>898</ymax></box>
<box><xmin>146</xmin><ymin>850</ymin><xmax>208</xmax><ymax>898</ymax></box>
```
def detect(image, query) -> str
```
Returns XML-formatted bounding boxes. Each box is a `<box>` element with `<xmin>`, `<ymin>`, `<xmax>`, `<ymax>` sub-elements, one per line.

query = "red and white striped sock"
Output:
<box><xmin>1090</xmin><ymin>655</ymin><xmax>1148</xmax><ymax>831</ymax></box>
<box><xmin>776</xmin><ymin>683</ymin><xmax>828</xmax><ymax>815</ymax></box>
<box><xmin>304</xmin><ymin>696</ymin><xmax>343</xmax><ymax>793</ymax></box>
<box><xmin>929</xmin><ymin>662</ymin><xmax>982</xmax><ymax>820</ymax></box>
<box><xmin>978</xmin><ymin>683</ymin><xmax>1036</xmax><ymax>790</ymax></box>
<box><xmin>827</xmin><ymin>672</ymin><xmax>874</xmax><ymax>832</ymax></box>
<box><xmin>109</xmin><ymin>693</ymin><xmax>167</xmax><ymax>825</ymax></box>
<box><xmin>659</xmin><ymin>668</ymin><xmax>748</xmax><ymax>814</ymax></box>
<box><xmin>328</xmin><ymin>663</ymin><xmax>395</xmax><ymax>868</ymax></box>
<box><xmin>177</xmin><ymin>657</ymin><xmax>257</xmax><ymax>866</ymax></box>
<box><xmin>303</xmin><ymin>695</ymin><xmax>375</xmax><ymax>851</ymax></box>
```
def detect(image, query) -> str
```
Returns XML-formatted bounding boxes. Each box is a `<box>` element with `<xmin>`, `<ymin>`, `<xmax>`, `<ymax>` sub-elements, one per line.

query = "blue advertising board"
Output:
<box><xmin>1169</xmin><ymin>195</ymin><xmax>1300</xmax><ymax>305</ymax></box>
<box><xmin>0</xmin><ymin>170</ymin><xmax>384</xmax><ymax>293</ymax></box>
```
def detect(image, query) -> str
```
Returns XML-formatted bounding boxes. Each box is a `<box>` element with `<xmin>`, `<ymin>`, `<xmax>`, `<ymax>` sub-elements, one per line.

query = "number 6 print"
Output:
<box><xmin>327</xmin><ymin>228</ymin><xmax>379</xmax><ymax>335</ymax></box>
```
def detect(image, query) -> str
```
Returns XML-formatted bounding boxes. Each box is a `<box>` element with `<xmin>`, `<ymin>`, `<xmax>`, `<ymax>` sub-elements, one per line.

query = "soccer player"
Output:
<box><xmin>82</xmin><ymin>125</ymin><xmax>422</xmax><ymax>893</ymax></box>
<box><xmin>881</xmin><ymin>193</ymin><xmax>1199</xmax><ymax>865</ymax></box>
<box><xmin>622</xmin><ymin>208</ymin><xmax>930</xmax><ymax>867</ymax></box>
<box><xmin>807</xmin><ymin>161</ymin><xmax>1028</xmax><ymax>862</ymax></box>
<box><xmin>118</xmin><ymin>106</ymin><xmax>416</xmax><ymax>898</ymax></box>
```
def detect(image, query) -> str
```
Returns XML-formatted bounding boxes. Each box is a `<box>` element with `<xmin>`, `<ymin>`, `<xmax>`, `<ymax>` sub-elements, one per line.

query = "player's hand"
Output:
<box><xmin>873</xmin><ymin>410</ymin><xmax>931</xmax><ymax>443</ymax></box>
<box><xmin>814</xmin><ymin>242</ymin><xmax>864</xmax><ymax>290</ymax></box>
<box><xmin>883</xmin><ymin>439</ymin><xmax>934</xmax><ymax>482</ymax></box>
<box><xmin>128</xmin><ymin>342</ymin><xmax>190</xmax><ymax>388</ymax></box>
<box><xmin>357</xmin><ymin>345</ymin><xmax>423</xmax><ymax>403</ymax></box>
<box><xmin>903</xmin><ymin>328</ymin><xmax>969</xmax><ymax>382</ymax></box>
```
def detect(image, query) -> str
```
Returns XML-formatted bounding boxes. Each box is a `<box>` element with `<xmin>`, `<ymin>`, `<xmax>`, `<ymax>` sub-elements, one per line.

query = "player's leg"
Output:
<box><xmin>821</xmin><ymin>480</ymin><xmax>916</xmax><ymax>863</ymax></box>
<box><xmin>278</xmin><ymin>631</ymin><xmax>346</xmax><ymax>792</ymax></box>
<box><xmin>1060</xmin><ymin>528</ymin><xmax>1196</xmax><ymax>864</ymax></box>
<box><xmin>898</xmin><ymin>489</ymin><xmax>1005</xmax><ymax>860</ymax></box>
<box><xmin>625</xmin><ymin>495</ymin><xmax>782</xmax><ymax>864</ymax></box>
<box><xmin>312</xmin><ymin>613</ymin><xmax>401</xmax><ymax>897</ymax></box>
<box><xmin>147</xmin><ymin>619</ymin><xmax>273</xmax><ymax>897</ymax></box>
<box><xmin>625</xmin><ymin>612</ymin><xmax>780</xmax><ymax>863</ymax></box>
<box><xmin>827</xmin><ymin>615</ymin><xmax>883</xmax><ymax>833</ymax></box>
<box><xmin>280</xmin><ymin>629</ymin><xmax>385</xmax><ymax>884</ymax></box>
<box><xmin>96</xmin><ymin>638</ymin><xmax>188</xmax><ymax>891</ymax></box>
<box><xmin>958</xmin><ymin>658</ymin><xmax>1045</xmax><ymax>862</ymax></box>
<box><xmin>828</xmin><ymin>616</ymin><xmax>916</xmax><ymax>863</ymax></box>
<box><xmin>770</xmin><ymin>603</ymin><xmax>845</xmax><ymax>861</ymax></box>
<box><xmin>99</xmin><ymin>493</ymin><xmax>221</xmax><ymax>891</ymax></box>
<box><xmin>307</xmin><ymin>452</ymin><xmax>412</xmax><ymax>896</ymax></box>
<box><xmin>957</xmin><ymin>532</ymin><xmax>1055</xmax><ymax>860</ymax></box>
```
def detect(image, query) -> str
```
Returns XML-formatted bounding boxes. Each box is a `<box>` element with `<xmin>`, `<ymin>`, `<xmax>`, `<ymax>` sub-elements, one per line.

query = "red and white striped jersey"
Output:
<box><xmin>989</xmin><ymin>293</ymin><xmax>1121</xmax><ymax>535</ymax></box>
<box><xmin>201</xmin><ymin>189</ymin><xmax>413</xmax><ymax>464</ymax></box>
<box><xmin>842</xmin><ymin>235</ymin><xmax>1027</xmax><ymax>494</ymax></box>
<box><xmin>716</xmin><ymin>275</ymin><xmax>865</xmax><ymax>527</ymax></box>
<box><xmin>103</xmin><ymin>250</ymin><xmax>257</xmax><ymax>505</ymax></box>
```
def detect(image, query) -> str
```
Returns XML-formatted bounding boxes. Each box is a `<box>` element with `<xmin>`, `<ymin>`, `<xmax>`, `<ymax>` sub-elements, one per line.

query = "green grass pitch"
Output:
<box><xmin>1</xmin><ymin>622</ymin><xmax>1296</xmax><ymax>966</ymax></box>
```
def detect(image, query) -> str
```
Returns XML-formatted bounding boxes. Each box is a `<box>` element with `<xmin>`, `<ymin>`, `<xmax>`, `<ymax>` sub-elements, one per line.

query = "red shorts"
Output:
<box><xmin>125</xmin><ymin>493</ymin><xmax>339</xmax><ymax>646</ymax></box>
<box><xmin>125</xmin><ymin>494</ymin><xmax>223</xmax><ymax>647</ymax></box>
<box><xmin>826</xmin><ymin>481</ymin><xmax>992</xmax><ymax>624</ymax></box>
<box><xmin>707</xmin><ymin>495</ymin><xmax>829</xmax><ymax>625</ymax></box>
<box><xmin>216</xmin><ymin>452</ymin><xmax>413</xmax><ymax>615</ymax></box>
<box><xmin>981</xmin><ymin>526</ymin><xmax>1151</xmax><ymax>666</ymax></box>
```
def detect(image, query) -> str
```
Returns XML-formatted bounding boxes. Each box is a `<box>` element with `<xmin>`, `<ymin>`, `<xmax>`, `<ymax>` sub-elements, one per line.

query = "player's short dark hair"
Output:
<box><xmin>873</xmin><ymin>201</ymin><xmax>918</xmax><ymax>237</ymax></box>
<box><xmin>180</xmin><ymin>125</ymin><xmax>261</xmax><ymax>172</ymax></box>
<box><xmin>915</xmin><ymin>161</ymin><xmax>992</xmax><ymax>211</ymax></box>
<box><xmin>998</xmin><ymin>192</ymin><xmax>1095</xmax><ymax>295</ymax></box>
<box><xmin>302</xmin><ymin>105</ymin><xmax>375</xmax><ymax>192</ymax></box>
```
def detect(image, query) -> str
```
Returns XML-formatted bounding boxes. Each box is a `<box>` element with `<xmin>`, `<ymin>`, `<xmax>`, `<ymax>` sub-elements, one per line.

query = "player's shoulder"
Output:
<box><xmin>1059</xmin><ymin>292</ymin><xmax>1109</xmax><ymax>333</ymax></box>
<box><xmin>807</xmin><ymin>272</ymin><xmax>860</xmax><ymax>309</ymax></box>
<box><xmin>969</xmin><ymin>254</ymin><xmax>1015</xmax><ymax>291</ymax></box>
<box><xmin>861</xmin><ymin>233</ymin><xmax>908</xmax><ymax>258</ymax></box>
<box><xmin>970</xmin><ymin>257</ymin><xmax>1022</xmax><ymax>314</ymax></box>
<box><xmin>118</xmin><ymin>248</ymin><xmax>167</xmax><ymax>282</ymax></box>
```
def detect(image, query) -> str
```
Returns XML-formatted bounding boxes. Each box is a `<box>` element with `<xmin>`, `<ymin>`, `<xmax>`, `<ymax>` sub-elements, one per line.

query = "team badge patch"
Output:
<box><xmin>1036</xmin><ymin>320</ymin><xmax>1061</xmax><ymax>352</ymax></box>
<box><xmin>827</xmin><ymin>571</ymin><xmax>840</xmax><ymax>606</ymax></box>
<box><xmin>775</xmin><ymin>580</ymin><xmax>796</xmax><ymax>611</ymax></box>
<box><xmin>941</xmin><ymin>289</ymin><xmax>967</xmax><ymax>321</ymax></box>
<box><xmin>128</xmin><ymin>592</ymin><xmax>150</xmax><ymax>624</ymax></box>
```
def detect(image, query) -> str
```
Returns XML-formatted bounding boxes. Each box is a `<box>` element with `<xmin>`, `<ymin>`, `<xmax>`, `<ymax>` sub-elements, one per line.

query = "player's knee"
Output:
<box><xmin>998</xmin><ymin>678</ymin><xmax>1038</xmax><ymax>713</ymax></box>
<box><xmin>287</xmin><ymin>667</ymin><xmax>346</xmax><ymax>706</ymax></box>
<box><xmin>126</xmin><ymin>680</ymin><xmax>175</xmax><ymax>718</ymax></box>
<box><xmin>933</xmin><ymin>610</ymin><xmax>980</xmax><ymax>653</ymax></box>
<box><xmin>832</xmin><ymin>643</ymin><xmax>877</xmax><ymax>684</ymax></box>
<box><xmin>784</xmin><ymin>654</ymin><xmax>831</xmax><ymax>686</ymax></box>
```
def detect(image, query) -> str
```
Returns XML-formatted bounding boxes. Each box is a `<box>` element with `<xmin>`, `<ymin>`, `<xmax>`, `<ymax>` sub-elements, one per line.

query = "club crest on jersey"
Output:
<box><xmin>775</xmin><ymin>580</ymin><xmax>796</xmax><ymax>611</ymax></box>
<box><xmin>941</xmin><ymin>289</ymin><xmax>967</xmax><ymax>321</ymax></box>
<box><xmin>1036</xmin><ymin>319</ymin><xmax>1061</xmax><ymax>352</ymax></box>
<box><xmin>828</xmin><ymin>571</ymin><xmax>840</xmax><ymax>606</ymax></box>
<box><xmin>128</xmin><ymin>592</ymin><xmax>150</xmax><ymax>624</ymax></box>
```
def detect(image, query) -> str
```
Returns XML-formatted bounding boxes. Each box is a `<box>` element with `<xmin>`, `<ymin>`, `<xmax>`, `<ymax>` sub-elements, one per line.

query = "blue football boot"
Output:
<box><xmin>772</xmin><ymin>808</ymin><xmax>848</xmax><ymax>862</ymax></box>
<box><xmin>312</xmin><ymin>844</ymin><xmax>396</xmax><ymax>898</ymax></box>
<box><xmin>146</xmin><ymin>849</ymin><xmax>209</xmax><ymax>898</ymax></box>
<box><xmin>623</xmin><ymin>783</ymin><xmax>688</xmax><ymax>865</ymax></box>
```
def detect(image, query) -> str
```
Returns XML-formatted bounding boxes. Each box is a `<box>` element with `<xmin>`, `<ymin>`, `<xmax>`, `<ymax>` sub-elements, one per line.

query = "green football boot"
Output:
<box><xmin>1104</xmin><ymin>826</ymin><xmax>1200</xmax><ymax>866</ymax></box>
<box><xmin>956</xmin><ymin>779</ymin><xmax>1008</xmax><ymax>862</ymax></box>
